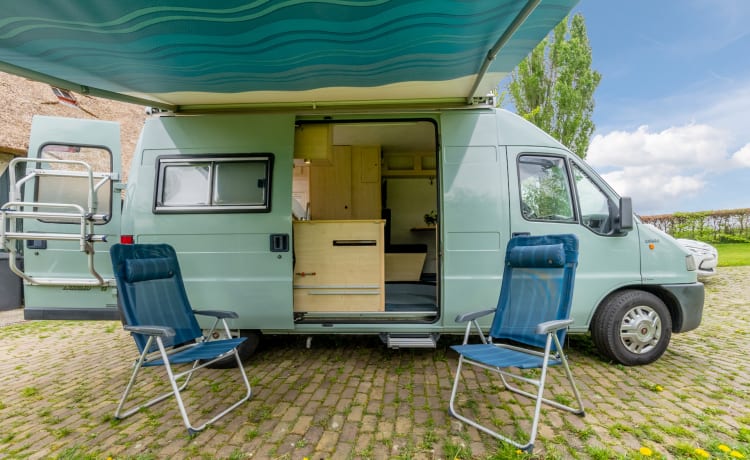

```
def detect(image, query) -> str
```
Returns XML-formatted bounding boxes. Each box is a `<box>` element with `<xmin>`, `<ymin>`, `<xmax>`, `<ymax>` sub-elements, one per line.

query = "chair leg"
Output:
<box><xmin>449</xmin><ymin>355</ymin><xmax>535</xmax><ymax>452</ymax></box>
<box><xmin>449</xmin><ymin>336</ymin><xmax>585</xmax><ymax>453</ymax></box>
<box><xmin>179</xmin><ymin>348</ymin><xmax>253</xmax><ymax>435</ymax></box>
<box><xmin>115</xmin><ymin>337</ymin><xmax>187</xmax><ymax>420</ymax></box>
<box><xmin>116</xmin><ymin>338</ymin><xmax>252</xmax><ymax>435</ymax></box>
<box><xmin>555</xmin><ymin>335</ymin><xmax>586</xmax><ymax>416</ymax></box>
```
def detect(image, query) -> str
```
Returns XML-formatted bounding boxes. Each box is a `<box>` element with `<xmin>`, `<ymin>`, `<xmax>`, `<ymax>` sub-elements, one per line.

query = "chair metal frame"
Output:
<box><xmin>448</xmin><ymin>234</ymin><xmax>585</xmax><ymax>453</ymax></box>
<box><xmin>111</xmin><ymin>243</ymin><xmax>252</xmax><ymax>435</ymax></box>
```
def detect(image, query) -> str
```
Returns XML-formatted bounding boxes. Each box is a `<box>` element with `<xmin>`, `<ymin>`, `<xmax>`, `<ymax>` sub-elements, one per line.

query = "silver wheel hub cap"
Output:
<box><xmin>620</xmin><ymin>305</ymin><xmax>661</xmax><ymax>354</ymax></box>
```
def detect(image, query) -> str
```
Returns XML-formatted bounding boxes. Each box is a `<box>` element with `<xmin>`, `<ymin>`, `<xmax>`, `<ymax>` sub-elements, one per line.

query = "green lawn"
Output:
<box><xmin>715</xmin><ymin>242</ymin><xmax>750</xmax><ymax>266</ymax></box>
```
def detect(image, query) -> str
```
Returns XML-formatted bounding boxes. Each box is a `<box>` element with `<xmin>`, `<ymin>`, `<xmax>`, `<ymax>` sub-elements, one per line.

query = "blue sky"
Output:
<box><xmin>511</xmin><ymin>1</ymin><xmax>750</xmax><ymax>216</ymax></box>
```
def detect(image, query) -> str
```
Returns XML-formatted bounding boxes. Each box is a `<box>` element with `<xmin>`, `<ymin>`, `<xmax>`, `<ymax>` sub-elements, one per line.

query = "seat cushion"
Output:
<box><xmin>451</xmin><ymin>343</ymin><xmax>561</xmax><ymax>369</ymax></box>
<box><xmin>144</xmin><ymin>337</ymin><xmax>247</xmax><ymax>366</ymax></box>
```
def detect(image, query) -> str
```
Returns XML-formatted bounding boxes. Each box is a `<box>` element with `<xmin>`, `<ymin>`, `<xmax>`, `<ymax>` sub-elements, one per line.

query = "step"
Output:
<box><xmin>383</xmin><ymin>333</ymin><xmax>438</xmax><ymax>349</ymax></box>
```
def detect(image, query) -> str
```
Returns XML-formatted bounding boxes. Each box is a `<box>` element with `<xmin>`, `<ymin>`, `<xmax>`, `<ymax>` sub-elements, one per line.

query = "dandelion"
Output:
<box><xmin>654</xmin><ymin>385</ymin><xmax>663</xmax><ymax>392</ymax></box>
<box><xmin>719</xmin><ymin>446</ymin><xmax>732</xmax><ymax>453</ymax></box>
<box><xmin>730</xmin><ymin>451</ymin><xmax>745</xmax><ymax>459</ymax></box>
<box><xmin>639</xmin><ymin>446</ymin><xmax>653</xmax><ymax>456</ymax></box>
<box><xmin>694</xmin><ymin>447</ymin><xmax>710</xmax><ymax>458</ymax></box>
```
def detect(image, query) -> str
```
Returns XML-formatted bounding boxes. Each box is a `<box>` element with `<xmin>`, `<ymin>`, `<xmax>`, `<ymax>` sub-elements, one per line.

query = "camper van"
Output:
<box><xmin>0</xmin><ymin>1</ymin><xmax>703</xmax><ymax>366</ymax></box>
<box><xmin>2</xmin><ymin>108</ymin><xmax>703</xmax><ymax>365</ymax></box>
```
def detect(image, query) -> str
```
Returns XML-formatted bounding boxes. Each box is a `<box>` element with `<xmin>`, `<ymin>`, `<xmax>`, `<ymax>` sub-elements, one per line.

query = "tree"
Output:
<box><xmin>505</xmin><ymin>14</ymin><xmax>601</xmax><ymax>159</ymax></box>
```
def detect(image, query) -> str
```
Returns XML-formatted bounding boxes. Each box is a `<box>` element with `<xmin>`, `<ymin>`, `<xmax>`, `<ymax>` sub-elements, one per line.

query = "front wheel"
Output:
<box><xmin>591</xmin><ymin>290</ymin><xmax>672</xmax><ymax>366</ymax></box>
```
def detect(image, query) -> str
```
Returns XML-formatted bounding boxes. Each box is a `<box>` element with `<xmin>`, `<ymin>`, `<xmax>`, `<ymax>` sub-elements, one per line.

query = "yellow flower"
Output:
<box><xmin>730</xmin><ymin>451</ymin><xmax>745</xmax><ymax>459</ymax></box>
<box><xmin>654</xmin><ymin>385</ymin><xmax>663</xmax><ymax>392</ymax></box>
<box><xmin>694</xmin><ymin>447</ymin><xmax>710</xmax><ymax>458</ymax></box>
<box><xmin>639</xmin><ymin>446</ymin><xmax>653</xmax><ymax>456</ymax></box>
<box><xmin>719</xmin><ymin>445</ymin><xmax>732</xmax><ymax>453</ymax></box>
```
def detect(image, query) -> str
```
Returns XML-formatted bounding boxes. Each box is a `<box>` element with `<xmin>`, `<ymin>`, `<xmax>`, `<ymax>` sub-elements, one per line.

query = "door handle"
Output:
<box><xmin>270</xmin><ymin>234</ymin><xmax>289</xmax><ymax>252</ymax></box>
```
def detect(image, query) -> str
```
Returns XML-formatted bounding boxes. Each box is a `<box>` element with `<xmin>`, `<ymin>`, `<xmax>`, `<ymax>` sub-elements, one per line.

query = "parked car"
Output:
<box><xmin>677</xmin><ymin>239</ymin><xmax>719</xmax><ymax>278</ymax></box>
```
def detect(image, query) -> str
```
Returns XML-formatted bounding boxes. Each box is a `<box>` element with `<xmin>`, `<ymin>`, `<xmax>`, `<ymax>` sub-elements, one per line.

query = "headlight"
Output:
<box><xmin>685</xmin><ymin>254</ymin><xmax>697</xmax><ymax>271</ymax></box>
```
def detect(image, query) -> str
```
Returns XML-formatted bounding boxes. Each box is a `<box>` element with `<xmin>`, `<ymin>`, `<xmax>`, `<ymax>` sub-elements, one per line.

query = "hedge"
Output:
<box><xmin>640</xmin><ymin>208</ymin><xmax>750</xmax><ymax>243</ymax></box>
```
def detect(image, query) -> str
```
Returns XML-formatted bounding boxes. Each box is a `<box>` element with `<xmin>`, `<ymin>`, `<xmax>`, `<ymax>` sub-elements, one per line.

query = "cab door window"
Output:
<box><xmin>572</xmin><ymin>163</ymin><xmax>614</xmax><ymax>235</ymax></box>
<box><xmin>518</xmin><ymin>155</ymin><xmax>575</xmax><ymax>222</ymax></box>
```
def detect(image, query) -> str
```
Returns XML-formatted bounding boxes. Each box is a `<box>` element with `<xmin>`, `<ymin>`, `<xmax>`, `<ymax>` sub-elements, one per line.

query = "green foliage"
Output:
<box><xmin>521</xmin><ymin>166</ymin><xmax>574</xmax><ymax>218</ymax></box>
<box><xmin>641</xmin><ymin>208</ymin><xmax>750</xmax><ymax>244</ymax></box>
<box><xmin>505</xmin><ymin>14</ymin><xmax>601</xmax><ymax>158</ymax></box>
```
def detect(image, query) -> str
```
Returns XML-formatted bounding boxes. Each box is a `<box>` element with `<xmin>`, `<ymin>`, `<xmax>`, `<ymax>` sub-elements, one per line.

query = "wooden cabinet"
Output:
<box><xmin>294</xmin><ymin>124</ymin><xmax>332</xmax><ymax>163</ymax></box>
<box><xmin>382</xmin><ymin>151</ymin><xmax>436</xmax><ymax>177</ymax></box>
<box><xmin>309</xmin><ymin>145</ymin><xmax>381</xmax><ymax>220</ymax></box>
<box><xmin>293</xmin><ymin>220</ymin><xmax>385</xmax><ymax>312</ymax></box>
<box><xmin>310</xmin><ymin>146</ymin><xmax>352</xmax><ymax>219</ymax></box>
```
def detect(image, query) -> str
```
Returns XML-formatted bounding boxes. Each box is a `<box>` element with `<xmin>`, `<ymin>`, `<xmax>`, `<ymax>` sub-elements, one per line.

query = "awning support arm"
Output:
<box><xmin>467</xmin><ymin>0</ymin><xmax>541</xmax><ymax>103</ymax></box>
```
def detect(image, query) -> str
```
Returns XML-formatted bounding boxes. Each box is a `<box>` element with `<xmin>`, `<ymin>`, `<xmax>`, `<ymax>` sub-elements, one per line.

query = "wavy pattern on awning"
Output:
<box><xmin>0</xmin><ymin>0</ymin><xmax>577</xmax><ymax>109</ymax></box>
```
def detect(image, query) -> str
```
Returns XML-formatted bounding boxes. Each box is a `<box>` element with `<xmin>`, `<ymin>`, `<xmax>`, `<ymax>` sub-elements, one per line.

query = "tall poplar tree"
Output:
<box><xmin>506</xmin><ymin>14</ymin><xmax>600</xmax><ymax>159</ymax></box>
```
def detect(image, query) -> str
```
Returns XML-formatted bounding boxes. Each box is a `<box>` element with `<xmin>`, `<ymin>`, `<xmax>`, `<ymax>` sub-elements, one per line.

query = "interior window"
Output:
<box><xmin>518</xmin><ymin>155</ymin><xmax>575</xmax><ymax>222</ymax></box>
<box><xmin>572</xmin><ymin>163</ymin><xmax>613</xmax><ymax>235</ymax></box>
<box><xmin>155</xmin><ymin>155</ymin><xmax>272</xmax><ymax>213</ymax></box>
<box><xmin>35</xmin><ymin>144</ymin><xmax>112</xmax><ymax>224</ymax></box>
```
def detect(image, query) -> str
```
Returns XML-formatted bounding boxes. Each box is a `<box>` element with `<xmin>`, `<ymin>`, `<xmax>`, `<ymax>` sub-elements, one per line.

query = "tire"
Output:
<box><xmin>205</xmin><ymin>330</ymin><xmax>261</xmax><ymax>369</ymax></box>
<box><xmin>591</xmin><ymin>290</ymin><xmax>672</xmax><ymax>366</ymax></box>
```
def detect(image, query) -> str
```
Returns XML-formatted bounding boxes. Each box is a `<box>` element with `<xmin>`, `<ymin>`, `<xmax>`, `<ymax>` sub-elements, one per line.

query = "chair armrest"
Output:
<box><xmin>536</xmin><ymin>319</ymin><xmax>574</xmax><ymax>334</ymax></box>
<box><xmin>455</xmin><ymin>309</ymin><xmax>496</xmax><ymax>323</ymax></box>
<box><xmin>124</xmin><ymin>325</ymin><xmax>176</xmax><ymax>337</ymax></box>
<box><xmin>193</xmin><ymin>309</ymin><xmax>239</xmax><ymax>319</ymax></box>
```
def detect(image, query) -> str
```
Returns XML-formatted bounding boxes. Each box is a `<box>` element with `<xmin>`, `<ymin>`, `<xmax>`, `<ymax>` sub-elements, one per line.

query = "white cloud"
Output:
<box><xmin>731</xmin><ymin>142</ymin><xmax>750</xmax><ymax>167</ymax></box>
<box><xmin>587</xmin><ymin>124</ymin><xmax>730</xmax><ymax>171</ymax></box>
<box><xmin>586</xmin><ymin>124</ymin><xmax>749</xmax><ymax>214</ymax></box>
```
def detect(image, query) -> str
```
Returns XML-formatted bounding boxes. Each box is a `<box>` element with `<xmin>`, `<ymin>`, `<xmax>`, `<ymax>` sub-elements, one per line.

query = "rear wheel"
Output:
<box><xmin>591</xmin><ymin>290</ymin><xmax>672</xmax><ymax>366</ymax></box>
<box><xmin>206</xmin><ymin>330</ymin><xmax>261</xmax><ymax>369</ymax></box>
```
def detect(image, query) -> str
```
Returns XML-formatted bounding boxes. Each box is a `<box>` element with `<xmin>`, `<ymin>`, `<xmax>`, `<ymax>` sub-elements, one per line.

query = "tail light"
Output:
<box><xmin>120</xmin><ymin>235</ymin><xmax>134</xmax><ymax>244</ymax></box>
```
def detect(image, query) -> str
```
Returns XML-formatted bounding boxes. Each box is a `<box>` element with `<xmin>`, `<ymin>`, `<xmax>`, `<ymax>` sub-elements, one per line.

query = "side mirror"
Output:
<box><xmin>614</xmin><ymin>197</ymin><xmax>633</xmax><ymax>234</ymax></box>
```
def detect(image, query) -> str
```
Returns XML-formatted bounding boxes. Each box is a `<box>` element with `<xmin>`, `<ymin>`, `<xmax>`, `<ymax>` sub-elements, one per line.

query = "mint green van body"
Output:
<box><xmin>0</xmin><ymin>0</ymin><xmax>703</xmax><ymax>365</ymax></box>
<box><xmin>4</xmin><ymin>108</ymin><xmax>703</xmax><ymax>365</ymax></box>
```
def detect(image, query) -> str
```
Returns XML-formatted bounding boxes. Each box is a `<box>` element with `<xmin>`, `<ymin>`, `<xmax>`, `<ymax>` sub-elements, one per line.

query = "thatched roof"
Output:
<box><xmin>0</xmin><ymin>71</ymin><xmax>146</xmax><ymax>175</ymax></box>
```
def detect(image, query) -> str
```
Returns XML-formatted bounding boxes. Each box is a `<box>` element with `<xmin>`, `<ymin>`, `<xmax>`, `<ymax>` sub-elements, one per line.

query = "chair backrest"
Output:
<box><xmin>110</xmin><ymin>243</ymin><xmax>202</xmax><ymax>352</ymax></box>
<box><xmin>489</xmin><ymin>234</ymin><xmax>579</xmax><ymax>349</ymax></box>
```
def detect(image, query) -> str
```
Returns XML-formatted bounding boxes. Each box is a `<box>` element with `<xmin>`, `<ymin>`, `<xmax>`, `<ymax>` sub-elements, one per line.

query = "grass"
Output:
<box><xmin>715</xmin><ymin>243</ymin><xmax>750</xmax><ymax>266</ymax></box>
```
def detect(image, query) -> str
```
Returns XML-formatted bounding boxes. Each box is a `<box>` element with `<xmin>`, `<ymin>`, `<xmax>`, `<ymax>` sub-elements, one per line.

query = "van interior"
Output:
<box><xmin>291</xmin><ymin>119</ymin><xmax>439</xmax><ymax>324</ymax></box>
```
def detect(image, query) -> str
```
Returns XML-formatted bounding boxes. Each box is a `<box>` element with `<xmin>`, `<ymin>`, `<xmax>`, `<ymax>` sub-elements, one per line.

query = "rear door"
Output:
<box><xmin>20</xmin><ymin>116</ymin><xmax>122</xmax><ymax>319</ymax></box>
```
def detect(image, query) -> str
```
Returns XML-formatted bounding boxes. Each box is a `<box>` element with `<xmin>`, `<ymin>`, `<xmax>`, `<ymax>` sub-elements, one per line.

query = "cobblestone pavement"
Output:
<box><xmin>0</xmin><ymin>268</ymin><xmax>748</xmax><ymax>460</ymax></box>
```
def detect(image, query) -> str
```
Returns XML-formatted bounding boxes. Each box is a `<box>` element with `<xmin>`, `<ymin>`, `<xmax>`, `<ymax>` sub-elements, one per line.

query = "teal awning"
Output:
<box><xmin>0</xmin><ymin>0</ymin><xmax>577</xmax><ymax>111</ymax></box>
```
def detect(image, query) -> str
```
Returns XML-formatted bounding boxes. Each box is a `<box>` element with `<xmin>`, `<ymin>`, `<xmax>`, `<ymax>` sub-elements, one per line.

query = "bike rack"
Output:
<box><xmin>0</xmin><ymin>157</ymin><xmax>117</xmax><ymax>286</ymax></box>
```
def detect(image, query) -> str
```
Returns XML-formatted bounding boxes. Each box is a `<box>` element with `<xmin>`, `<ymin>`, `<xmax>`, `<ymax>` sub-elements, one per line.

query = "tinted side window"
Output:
<box><xmin>155</xmin><ymin>155</ymin><xmax>273</xmax><ymax>213</ymax></box>
<box><xmin>518</xmin><ymin>155</ymin><xmax>575</xmax><ymax>222</ymax></box>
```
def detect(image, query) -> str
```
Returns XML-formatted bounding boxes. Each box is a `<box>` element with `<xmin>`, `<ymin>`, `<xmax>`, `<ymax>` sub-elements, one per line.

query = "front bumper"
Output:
<box><xmin>662</xmin><ymin>282</ymin><xmax>704</xmax><ymax>332</ymax></box>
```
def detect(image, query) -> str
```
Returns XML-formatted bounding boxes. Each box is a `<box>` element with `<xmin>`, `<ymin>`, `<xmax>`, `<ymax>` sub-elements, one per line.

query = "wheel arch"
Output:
<box><xmin>590</xmin><ymin>285</ymin><xmax>683</xmax><ymax>333</ymax></box>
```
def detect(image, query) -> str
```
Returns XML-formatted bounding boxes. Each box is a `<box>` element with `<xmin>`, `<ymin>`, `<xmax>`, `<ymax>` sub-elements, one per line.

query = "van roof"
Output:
<box><xmin>0</xmin><ymin>1</ymin><xmax>577</xmax><ymax>112</ymax></box>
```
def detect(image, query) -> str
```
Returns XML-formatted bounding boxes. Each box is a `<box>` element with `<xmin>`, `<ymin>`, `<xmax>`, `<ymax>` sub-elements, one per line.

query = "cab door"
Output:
<box><xmin>19</xmin><ymin>116</ymin><xmax>123</xmax><ymax>320</ymax></box>
<box><xmin>506</xmin><ymin>147</ymin><xmax>641</xmax><ymax>331</ymax></box>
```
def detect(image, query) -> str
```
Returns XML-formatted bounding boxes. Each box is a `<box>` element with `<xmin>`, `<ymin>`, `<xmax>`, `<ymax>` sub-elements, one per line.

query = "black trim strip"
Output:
<box><xmin>24</xmin><ymin>307</ymin><xmax>120</xmax><ymax>321</ymax></box>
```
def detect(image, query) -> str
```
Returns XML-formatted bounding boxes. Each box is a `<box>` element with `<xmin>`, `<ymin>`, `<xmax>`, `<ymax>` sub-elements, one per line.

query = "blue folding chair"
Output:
<box><xmin>449</xmin><ymin>234</ymin><xmax>585</xmax><ymax>453</ymax></box>
<box><xmin>110</xmin><ymin>243</ymin><xmax>252</xmax><ymax>434</ymax></box>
